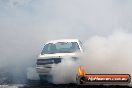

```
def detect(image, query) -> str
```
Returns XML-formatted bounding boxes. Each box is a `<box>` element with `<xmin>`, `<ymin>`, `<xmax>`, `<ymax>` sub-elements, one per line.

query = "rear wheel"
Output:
<box><xmin>79</xmin><ymin>76</ymin><xmax>86</xmax><ymax>84</ymax></box>
<box><xmin>76</xmin><ymin>76</ymin><xmax>86</xmax><ymax>85</ymax></box>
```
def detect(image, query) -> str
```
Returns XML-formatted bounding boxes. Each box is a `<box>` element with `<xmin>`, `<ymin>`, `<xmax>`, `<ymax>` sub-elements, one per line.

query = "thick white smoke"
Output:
<box><xmin>50</xmin><ymin>30</ymin><xmax>132</xmax><ymax>84</ymax></box>
<box><xmin>0</xmin><ymin>0</ymin><xmax>132</xmax><ymax>84</ymax></box>
<box><xmin>81</xmin><ymin>30</ymin><xmax>132</xmax><ymax>74</ymax></box>
<box><xmin>0</xmin><ymin>0</ymin><xmax>32</xmax><ymax>7</ymax></box>
<box><xmin>50</xmin><ymin>57</ymin><xmax>77</xmax><ymax>84</ymax></box>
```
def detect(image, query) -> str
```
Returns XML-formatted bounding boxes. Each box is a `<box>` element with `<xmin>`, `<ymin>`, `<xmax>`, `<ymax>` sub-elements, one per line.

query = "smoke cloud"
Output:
<box><xmin>0</xmin><ymin>0</ymin><xmax>32</xmax><ymax>7</ymax></box>
<box><xmin>50</xmin><ymin>30</ymin><xmax>132</xmax><ymax>84</ymax></box>
<box><xmin>0</xmin><ymin>0</ymin><xmax>132</xmax><ymax>84</ymax></box>
<box><xmin>50</xmin><ymin>58</ymin><xmax>77</xmax><ymax>84</ymax></box>
<box><xmin>82</xmin><ymin>30</ymin><xmax>132</xmax><ymax>74</ymax></box>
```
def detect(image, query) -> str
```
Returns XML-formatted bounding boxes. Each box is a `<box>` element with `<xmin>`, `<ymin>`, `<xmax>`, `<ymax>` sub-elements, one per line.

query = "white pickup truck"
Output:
<box><xmin>36</xmin><ymin>39</ymin><xmax>83</xmax><ymax>81</ymax></box>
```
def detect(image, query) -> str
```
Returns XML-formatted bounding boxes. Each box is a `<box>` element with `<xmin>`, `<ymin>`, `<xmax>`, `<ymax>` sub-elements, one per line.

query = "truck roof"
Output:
<box><xmin>46</xmin><ymin>39</ymin><xmax>79</xmax><ymax>44</ymax></box>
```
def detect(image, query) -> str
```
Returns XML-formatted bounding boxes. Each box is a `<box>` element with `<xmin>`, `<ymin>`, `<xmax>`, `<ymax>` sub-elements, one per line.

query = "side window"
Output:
<box><xmin>41</xmin><ymin>43</ymin><xmax>52</xmax><ymax>54</ymax></box>
<box><xmin>49</xmin><ymin>44</ymin><xmax>57</xmax><ymax>52</ymax></box>
<box><xmin>71</xmin><ymin>42</ymin><xmax>80</xmax><ymax>50</ymax></box>
<box><xmin>79</xmin><ymin>41</ymin><xmax>83</xmax><ymax>48</ymax></box>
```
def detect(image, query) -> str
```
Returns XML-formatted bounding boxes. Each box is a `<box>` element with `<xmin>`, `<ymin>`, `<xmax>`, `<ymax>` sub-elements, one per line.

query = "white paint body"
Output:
<box><xmin>36</xmin><ymin>39</ymin><xmax>83</xmax><ymax>75</ymax></box>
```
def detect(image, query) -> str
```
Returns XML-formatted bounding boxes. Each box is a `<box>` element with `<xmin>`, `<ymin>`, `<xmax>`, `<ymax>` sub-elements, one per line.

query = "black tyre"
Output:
<box><xmin>79</xmin><ymin>76</ymin><xmax>86</xmax><ymax>84</ymax></box>
<box><xmin>39</xmin><ymin>75</ymin><xmax>48</xmax><ymax>82</ymax></box>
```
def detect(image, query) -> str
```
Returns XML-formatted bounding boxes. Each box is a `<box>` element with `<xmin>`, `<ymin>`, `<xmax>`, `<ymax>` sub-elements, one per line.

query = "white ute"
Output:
<box><xmin>36</xmin><ymin>39</ymin><xmax>83</xmax><ymax>81</ymax></box>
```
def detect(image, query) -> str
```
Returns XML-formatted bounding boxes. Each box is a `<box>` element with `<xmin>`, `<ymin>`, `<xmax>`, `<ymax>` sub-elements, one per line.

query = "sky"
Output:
<box><xmin>0</xmin><ymin>0</ymin><xmax>132</xmax><ymax>66</ymax></box>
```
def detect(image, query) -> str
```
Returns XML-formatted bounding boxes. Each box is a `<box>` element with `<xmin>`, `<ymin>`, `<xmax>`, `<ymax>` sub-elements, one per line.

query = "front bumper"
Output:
<box><xmin>36</xmin><ymin>64</ymin><xmax>55</xmax><ymax>75</ymax></box>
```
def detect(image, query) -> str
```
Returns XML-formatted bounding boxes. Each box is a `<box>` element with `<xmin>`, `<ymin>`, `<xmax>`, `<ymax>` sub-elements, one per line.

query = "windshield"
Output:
<box><xmin>41</xmin><ymin>42</ymin><xmax>80</xmax><ymax>54</ymax></box>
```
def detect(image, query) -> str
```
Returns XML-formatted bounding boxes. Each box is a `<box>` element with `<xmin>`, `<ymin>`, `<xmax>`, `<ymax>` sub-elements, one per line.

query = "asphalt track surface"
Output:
<box><xmin>24</xmin><ymin>82</ymin><xmax>132</xmax><ymax>88</ymax></box>
<box><xmin>10</xmin><ymin>83</ymin><xmax>132</xmax><ymax>88</ymax></box>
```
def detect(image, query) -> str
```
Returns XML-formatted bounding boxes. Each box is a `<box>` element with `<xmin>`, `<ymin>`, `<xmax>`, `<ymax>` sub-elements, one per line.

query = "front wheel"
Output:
<box><xmin>39</xmin><ymin>75</ymin><xmax>48</xmax><ymax>82</ymax></box>
<box><xmin>39</xmin><ymin>75</ymin><xmax>53</xmax><ymax>84</ymax></box>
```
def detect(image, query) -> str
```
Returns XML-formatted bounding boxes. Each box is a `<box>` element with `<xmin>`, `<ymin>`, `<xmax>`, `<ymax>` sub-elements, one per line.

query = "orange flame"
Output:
<box><xmin>77</xmin><ymin>65</ymin><xmax>86</xmax><ymax>76</ymax></box>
